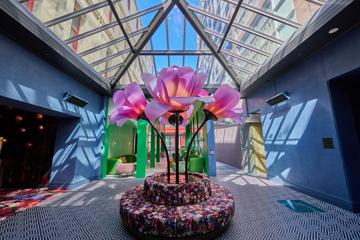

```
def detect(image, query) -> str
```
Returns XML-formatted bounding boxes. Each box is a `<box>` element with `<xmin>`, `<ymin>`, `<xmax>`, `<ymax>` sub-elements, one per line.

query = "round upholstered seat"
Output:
<box><xmin>143</xmin><ymin>173</ymin><xmax>212</xmax><ymax>206</ymax></box>
<box><xmin>120</xmin><ymin>183</ymin><xmax>234</xmax><ymax>238</ymax></box>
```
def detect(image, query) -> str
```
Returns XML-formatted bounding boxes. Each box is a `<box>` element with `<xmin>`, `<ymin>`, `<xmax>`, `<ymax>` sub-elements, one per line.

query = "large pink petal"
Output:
<box><xmin>142</xmin><ymin>73</ymin><xmax>160</xmax><ymax>101</ymax></box>
<box><xmin>159</xmin><ymin>67</ymin><xmax>179</xmax><ymax>97</ymax></box>
<box><xmin>145</xmin><ymin>100</ymin><xmax>172</xmax><ymax>120</ymax></box>
<box><xmin>209</xmin><ymin>84</ymin><xmax>240</xmax><ymax>114</ymax></box>
<box><xmin>178</xmin><ymin>66</ymin><xmax>195</xmax><ymax>95</ymax></box>
<box><xmin>181</xmin><ymin>118</ymin><xmax>189</xmax><ymax>127</ymax></box>
<box><xmin>157</xmin><ymin>76</ymin><xmax>170</xmax><ymax>103</ymax></box>
<box><xmin>233</xmin><ymin>108</ymin><xmax>244</xmax><ymax>114</ymax></box>
<box><xmin>199</xmin><ymin>89</ymin><xmax>209</xmax><ymax>97</ymax></box>
<box><xmin>176</xmin><ymin>74</ymin><xmax>191</xmax><ymax>97</ymax></box>
<box><xmin>218</xmin><ymin>110</ymin><xmax>243</xmax><ymax>123</ymax></box>
<box><xmin>159</xmin><ymin>116</ymin><xmax>169</xmax><ymax>125</ymax></box>
<box><xmin>109</xmin><ymin>107</ymin><xmax>138</xmax><ymax>124</ymax></box>
<box><xmin>113</xmin><ymin>90</ymin><xmax>127</xmax><ymax>106</ymax></box>
<box><xmin>191</xmin><ymin>71</ymin><xmax>207</xmax><ymax>96</ymax></box>
<box><xmin>124</xmin><ymin>83</ymin><xmax>147</xmax><ymax>114</ymax></box>
<box><xmin>116</xmin><ymin>118</ymin><xmax>129</xmax><ymax>127</ymax></box>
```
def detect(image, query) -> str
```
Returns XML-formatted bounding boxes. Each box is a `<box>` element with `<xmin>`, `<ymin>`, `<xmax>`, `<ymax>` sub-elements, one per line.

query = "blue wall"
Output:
<box><xmin>0</xmin><ymin>34</ymin><xmax>105</xmax><ymax>189</ymax></box>
<box><xmin>246</xmin><ymin>25</ymin><xmax>360</xmax><ymax>209</ymax></box>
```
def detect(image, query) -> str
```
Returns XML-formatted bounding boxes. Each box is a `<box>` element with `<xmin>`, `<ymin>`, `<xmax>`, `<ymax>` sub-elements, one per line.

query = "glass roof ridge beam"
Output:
<box><xmin>106</xmin><ymin>0</ymin><xmax>134</xmax><ymax>53</ymax></box>
<box><xmin>44</xmin><ymin>0</ymin><xmax>121</xmax><ymax>27</ymax></box>
<box><xmin>78</xmin><ymin>27</ymin><xmax>148</xmax><ymax>57</ymax></box>
<box><xmin>189</xmin><ymin>5</ymin><xmax>283</xmax><ymax>45</ymax></box>
<box><xmin>205</xmin><ymin>29</ymin><xmax>271</xmax><ymax>57</ymax></box>
<box><xmin>223</xmin><ymin>0</ymin><xmax>300</xmax><ymax>28</ymax></box>
<box><xmin>217</xmin><ymin>0</ymin><xmax>244</xmax><ymax>53</ymax></box>
<box><xmin>176</xmin><ymin>0</ymin><xmax>240</xmax><ymax>88</ymax></box>
<box><xmin>111</xmin><ymin>1</ymin><xmax>176</xmax><ymax>88</ymax></box>
<box><xmin>139</xmin><ymin>50</ymin><xmax>213</xmax><ymax>55</ymax></box>
<box><xmin>64</xmin><ymin>3</ymin><xmax>164</xmax><ymax>44</ymax></box>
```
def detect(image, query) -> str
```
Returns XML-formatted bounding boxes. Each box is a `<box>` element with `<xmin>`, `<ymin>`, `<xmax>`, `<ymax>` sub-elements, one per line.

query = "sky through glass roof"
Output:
<box><xmin>18</xmin><ymin>0</ymin><xmax>326</xmax><ymax>91</ymax></box>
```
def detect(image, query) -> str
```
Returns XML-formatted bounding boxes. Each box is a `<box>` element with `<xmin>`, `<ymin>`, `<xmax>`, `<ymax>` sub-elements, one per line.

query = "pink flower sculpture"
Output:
<box><xmin>109</xmin><ymin>83</ymin><xmax>147</xmax><ymax>127</ymax></box>
<box><xmin>142</xmin><ymin>66</ymin><xmax>213</xmax><ymax>120</ymax></box>
<box><xmin>204</xmin><ymin>84</ymin><xmax>243</xmax><ymax>123</ymax></box>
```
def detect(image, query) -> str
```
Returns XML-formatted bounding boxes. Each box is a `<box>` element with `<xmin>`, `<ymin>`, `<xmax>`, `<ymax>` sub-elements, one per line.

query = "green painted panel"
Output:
<box><xmin>161</xmin><ymin>133</ymin><xmax>165</xmax><ymax>152</ymax></box>
<box><xmin>136</xmin><ymin>120</ymin><xmax>148</xmax><ymax>178</ymax></box>
<box><xmin>203</xmin><ymin>124</ymin><xmax>209</xmax><ymax>174</ymax></box>
<box><xmin>108</xmin><ymin>121</ymin><xmax>135</xmax><ymax>159</ymax></box>
<box><xmin>156</xmin><ymin>134</ymin><xmax>160</xmax><ymax>163</ymax></box>
<box><xmin>186</xmin><ymin>122</ymin><xmax>192</xmax><ymax>148</ymax></box>
<box><xmin>150</xmin><ymin>127</ymin><xmax>155</xmax><ymax>168</ymax></box>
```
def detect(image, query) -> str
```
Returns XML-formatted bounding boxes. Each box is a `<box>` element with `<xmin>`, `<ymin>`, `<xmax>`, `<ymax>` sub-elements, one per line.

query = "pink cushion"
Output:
<box><xmin>116</xmin><ymin>163</ymin><xmax>136</xmax><ymax>174</ymax></box>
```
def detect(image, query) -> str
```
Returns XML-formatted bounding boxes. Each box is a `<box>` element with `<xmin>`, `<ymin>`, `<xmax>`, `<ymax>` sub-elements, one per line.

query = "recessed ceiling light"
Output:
<box><xmin>15</xmin><ymin>115</ymin><xmax>23</xmax><ymax>122</ymax></box>
<box><xmin>329</xmin><ymin>27</ymin><xmax>339</xmax><ymax>34</ymax></box>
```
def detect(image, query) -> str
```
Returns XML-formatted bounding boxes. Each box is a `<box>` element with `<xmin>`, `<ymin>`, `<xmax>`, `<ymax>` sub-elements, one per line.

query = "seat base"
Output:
<box><xmin>120</xmin><ymin>183</ymin><xmax>234</xmax><ymax>238</ymax></box>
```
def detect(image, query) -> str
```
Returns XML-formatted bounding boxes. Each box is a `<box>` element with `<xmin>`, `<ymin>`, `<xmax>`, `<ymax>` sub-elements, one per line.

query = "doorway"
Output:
<box><xmin>241</xmin><ymin>113</ymin><xmax>267</xmax><ymax>177</ymax></box>
<box><xmin>329</xmin><ymin>68</ymin><xmax>360</xmax><ymax>207</ymax></box>
<box><xmin>0</xmin><ymin>104</ymin><xmax>58</xmax><ymax>189</ymax></box>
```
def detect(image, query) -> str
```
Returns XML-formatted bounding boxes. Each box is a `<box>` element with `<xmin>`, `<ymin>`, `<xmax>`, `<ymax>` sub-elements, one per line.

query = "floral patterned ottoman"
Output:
<box><xmin>144</xmin><ymin>173</ymin><xmax>212</xmax><ymax>206</ymax></box>
<box><xmin>120</xmin><ymin>173</ymin><xmax>234</xmax><ymax>239</ymax></box>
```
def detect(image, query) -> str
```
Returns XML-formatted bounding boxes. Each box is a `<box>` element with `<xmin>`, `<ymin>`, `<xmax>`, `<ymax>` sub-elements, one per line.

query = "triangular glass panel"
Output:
<box><xmin>187</xmin><ymin>0</ymin><xmax>236</xmax><ymax>47</ymax></box>
<box><xmin>115</xmin><ymin>55</ymin><xmax>156</xmax><ymax>86</ymax></box>
<box><xmin>197</xmin><ymin>55</ymin><xmax>239</xmax><ymax>88</ymax></box>
<box><xmin>145</xmin><ymin>6</ymin><xmax>209</xmax><ymax>52</ymax></box>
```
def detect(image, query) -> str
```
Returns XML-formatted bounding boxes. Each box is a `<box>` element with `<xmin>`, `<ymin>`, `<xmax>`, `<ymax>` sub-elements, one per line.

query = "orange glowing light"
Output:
<box><xmin>36</xmin><ymin>114</ymin><xmax>43</xmax><ymax>119</ymax></box>
<box><xmin>15</xmin><ymin>116</ymin><xmax>23</xmax><ymax>122</ymax></box>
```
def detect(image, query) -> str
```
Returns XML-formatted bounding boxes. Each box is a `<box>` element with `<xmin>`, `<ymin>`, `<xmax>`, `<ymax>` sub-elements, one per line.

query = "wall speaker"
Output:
<box><xmin>266</xmin><ymin>92</ymin><xmax>289</xmax><ymax>105</ymax></box>
<box><xmin>63</xmin><ymin>92</ymin><xmax>88</xmax><ymax>107</ymax></box>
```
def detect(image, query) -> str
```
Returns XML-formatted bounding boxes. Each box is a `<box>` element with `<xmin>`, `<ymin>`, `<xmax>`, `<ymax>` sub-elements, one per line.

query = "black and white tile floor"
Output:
<box><xmin>1</xmin><ymin>162</ymin><xmax>360</xmax><ymax>240</ymax></box>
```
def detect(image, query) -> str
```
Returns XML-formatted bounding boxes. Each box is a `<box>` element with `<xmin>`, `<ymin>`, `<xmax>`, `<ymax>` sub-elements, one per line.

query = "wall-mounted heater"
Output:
<box><xmin>63</xmin><ymin>92</ymin><xmax>88</xmax><ymax>107</ymax></box>
<box><xmin>266</xmin><ymin>92</ymin><xmax>289</xmax><ymax>105</ymax></box>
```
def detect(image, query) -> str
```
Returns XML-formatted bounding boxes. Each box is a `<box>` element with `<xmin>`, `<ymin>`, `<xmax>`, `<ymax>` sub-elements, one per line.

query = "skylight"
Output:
<box><xmin>18</xmin><ymin>0</ymin><xmax>325</xmax><ymax>91</ymax></box>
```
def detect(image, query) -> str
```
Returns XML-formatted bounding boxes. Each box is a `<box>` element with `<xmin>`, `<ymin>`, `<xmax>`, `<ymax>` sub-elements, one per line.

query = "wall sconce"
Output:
<box><xmin>266</xmin><ymin>92</ymin><xmax>289</xmax><ymax>105</ymax></box>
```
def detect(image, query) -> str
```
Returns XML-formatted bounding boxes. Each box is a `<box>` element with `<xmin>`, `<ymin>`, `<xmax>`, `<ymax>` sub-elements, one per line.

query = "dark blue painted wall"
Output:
<box><xmin>0</xmin><ymin>34</ymin><xmax>105</xmax><ymax>189</ymax></box>
<box><xmin>246</xmin><ymin>25</ymin><xmax>360</xmax><ymax>208</ymax></box>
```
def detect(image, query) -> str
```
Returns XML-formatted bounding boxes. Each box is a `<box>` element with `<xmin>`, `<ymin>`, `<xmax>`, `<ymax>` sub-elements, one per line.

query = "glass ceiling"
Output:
<box><xmin>18</xmin><ymin>0</ymin><xmax>325</xmax><ymax>90</ymax></box>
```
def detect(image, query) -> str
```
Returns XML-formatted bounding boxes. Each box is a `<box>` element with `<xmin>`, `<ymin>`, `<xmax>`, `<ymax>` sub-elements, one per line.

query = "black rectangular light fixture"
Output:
<box><xmin>63</xmin><ymin>92</ymin><xmax>88</xmax><ymax>107</ymax></box>
<box><xmin>266</xmin><ymin>92</ymin><xmax>289</xmax><ymax>105</ymax></box>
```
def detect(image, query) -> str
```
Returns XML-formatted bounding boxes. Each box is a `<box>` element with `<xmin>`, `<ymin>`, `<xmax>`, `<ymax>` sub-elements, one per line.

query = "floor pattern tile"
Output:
<box><xmin>0</xmin><ymin>162</ymin><xmax>360</xmax><ymax>239</ymax></box>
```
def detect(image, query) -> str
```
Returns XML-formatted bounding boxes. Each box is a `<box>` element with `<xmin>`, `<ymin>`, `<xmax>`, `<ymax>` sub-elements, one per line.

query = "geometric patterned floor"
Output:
<box><xmin>1</xmin><ymin>162</ymin><xmax>360</xmax><ymax>240</ymax></box>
